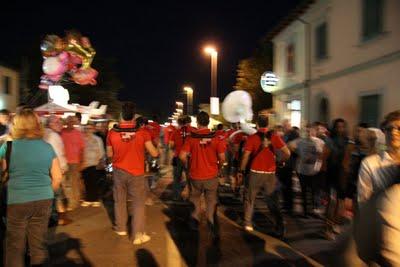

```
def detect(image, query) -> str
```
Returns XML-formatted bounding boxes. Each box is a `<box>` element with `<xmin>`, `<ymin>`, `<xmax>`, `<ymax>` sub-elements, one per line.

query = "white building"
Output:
<box><xmin>0</xmin><ymin>64</ymin><xmax>19</xmax><ymax>111</ymax></box>
<box><xmin>270</xmin><ymin>0</ymin><xmax>400</xmax><ymax>128</ymax></box>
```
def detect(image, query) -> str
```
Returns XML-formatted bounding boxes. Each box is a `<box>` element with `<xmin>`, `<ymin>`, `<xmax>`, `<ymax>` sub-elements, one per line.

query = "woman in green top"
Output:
<box><xmin>1</xmin><ymin>109</ymin><xmax>62</xmax><ymax>267</ymax></box>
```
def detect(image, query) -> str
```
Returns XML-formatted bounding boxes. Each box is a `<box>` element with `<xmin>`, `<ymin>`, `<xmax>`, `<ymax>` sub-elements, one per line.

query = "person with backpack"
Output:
<box><xmin>238</xmin><ymin>115</ymin><xmax>290</xmax><ymax>238</ymax></box>
<box><xmin>169</xmin><ymin>115</ymin><xmax>195</xmax><ymax>201</ymax></box>
<box><xmin>106</xmin><ymin>102</ymin><xmax>159</xmax><ymax>245</ymax></box>
<box><xmin>179</xmin><ymin>111</ymin><xmax>226</xmax><ymax>240</ymax></box>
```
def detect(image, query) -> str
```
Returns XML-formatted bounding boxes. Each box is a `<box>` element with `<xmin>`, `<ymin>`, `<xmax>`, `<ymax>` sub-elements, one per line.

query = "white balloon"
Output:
<box><xmin>222</xmin><ymin>90</ymin><xmax>253</xmax><ymax>123</ymax></box>
<box><xmin>42</xmin><ymin>57</ymin><xmax>63</xmax><ymax>75</ymax></box>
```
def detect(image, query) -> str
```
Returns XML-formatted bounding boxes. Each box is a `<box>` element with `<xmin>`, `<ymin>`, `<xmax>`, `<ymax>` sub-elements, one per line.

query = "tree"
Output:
<box><xmin>234</xmin><ymin>43</ymin><xmax>273</xmax><ymax>114</ymax></box>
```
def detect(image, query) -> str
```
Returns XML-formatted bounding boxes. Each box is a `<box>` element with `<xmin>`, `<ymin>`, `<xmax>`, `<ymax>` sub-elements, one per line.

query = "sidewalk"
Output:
<box><xmin>46</xmin><ymin>173</ymin><xmax>331</xmax><ymax>267</ymax></box>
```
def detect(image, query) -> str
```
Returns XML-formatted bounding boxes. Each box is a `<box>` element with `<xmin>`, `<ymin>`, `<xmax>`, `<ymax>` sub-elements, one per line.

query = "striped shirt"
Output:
<box><xmin>358</xmin><ymin>151</ymin><xmax>400</xmax><ymax>203</ymax></box>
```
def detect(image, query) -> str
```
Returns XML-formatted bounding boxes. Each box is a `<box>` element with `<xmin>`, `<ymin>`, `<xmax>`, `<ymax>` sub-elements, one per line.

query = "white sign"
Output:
<box><xmin>260</xmin><ymin>71</ymin><xmax>279</xmax><ymax>92</ymax></box>
<box><xmin>210</xmin><ymin>97</ymin><xmax>220</xmax><ymax>115</ymax></box>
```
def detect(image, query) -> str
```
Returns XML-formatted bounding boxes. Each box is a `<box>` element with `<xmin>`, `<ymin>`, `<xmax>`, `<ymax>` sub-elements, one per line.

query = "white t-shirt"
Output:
<box><xmin>293</xmin><ymin>136</ymin><xmax>325</xmax><ymax>176</ymax></box>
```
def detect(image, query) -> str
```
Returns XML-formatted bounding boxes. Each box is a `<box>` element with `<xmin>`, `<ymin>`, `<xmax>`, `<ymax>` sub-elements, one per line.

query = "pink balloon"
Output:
<box><xmin>42</xmin><ymin>57</ymin><xmax>67</xmax><ymax>76</ymax></box>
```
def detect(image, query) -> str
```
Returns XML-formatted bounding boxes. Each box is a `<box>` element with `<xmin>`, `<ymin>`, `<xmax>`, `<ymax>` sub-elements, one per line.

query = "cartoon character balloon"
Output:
<box><xmin>39</xmin><ymin>31</ymin><xmax>98</xmax><ymax>89</ymax></box>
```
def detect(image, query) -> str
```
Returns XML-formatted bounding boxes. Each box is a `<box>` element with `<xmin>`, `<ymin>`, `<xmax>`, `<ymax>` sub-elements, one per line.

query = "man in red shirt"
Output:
<box><xmin>106</xmin><ymin>102</ymin><xmax>158</xmax><ymax>245</ymax></box>
<box><xmin>238</xmin><ymin>115</ymin><xmax>290</xmax><ymax>238</ymax></box>
<box><xmin>169</xmin><ymin>116</ymin><xmax>195</xmax><ymax>201</ymax></box>
<box><xmin>180</xmin><ymin>111</ymin><xmax>226</xmax><ymax>239</ymax></box>
<box><xmin>61</xmin><ymin>115</ymin><xmax>85</xmax><ymax>210</ymax></box>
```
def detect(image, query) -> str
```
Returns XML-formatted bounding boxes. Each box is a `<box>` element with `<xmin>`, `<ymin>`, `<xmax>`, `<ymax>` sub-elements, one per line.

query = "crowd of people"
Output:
<box><xmin>0</xmin><ymin>103</ymin><xmax>399</xmax><ymax>266</ymax></box>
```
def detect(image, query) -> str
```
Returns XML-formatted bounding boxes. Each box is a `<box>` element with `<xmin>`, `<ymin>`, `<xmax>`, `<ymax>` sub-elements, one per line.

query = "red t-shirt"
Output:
<box><xmin>181</xmin><ymin>128</ymin><xmax>226</xmax><ymax>180</ymax></box>
<box><xmin>106</xmin><ymin>123</ymin><xmax>151</xmax><ymax>176</ymax></box>
<box><xmin>230</xmin><ymin>131</ymin><xmax>248</xmax><ymax>160</ymax></box>
<box><xmin>244</xmin><ymin>128</ymin><xmax>285</xmax><ymax>172</ymax></box>
<box><xmin>61</xmin><ymin>128</ymin><xmax>85</xmax><ymax>164</ymax></box>
<box><xmin>170</xmin><ymin>125</ymin><xmax>195</xmax><ymax>157</ymax></box>
<box><xmin>163</xmin><ymin>124</ymin><xmax>176</xmax><ymax>144</ymax></box>
<box><xmin>215</xmin><ymin>130</ymin><xmax>226</xmax><ymax>140</ymax></box>
<box><xmin>147</xmin><ymin>121</ymin><xmax>161</xmax><ymax>145</ymax></box>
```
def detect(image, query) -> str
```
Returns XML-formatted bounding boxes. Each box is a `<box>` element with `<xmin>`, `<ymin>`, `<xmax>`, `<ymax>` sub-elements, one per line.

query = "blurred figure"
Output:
<box><xmin>81</xmin><ymin>123</ymin><xmax>105</xmax><ymax>207</ymax></box>
<box><xmin>107</xmin><ymin>102</ymin><xmax>158</xmax><ymax>245</ymax></box>
<box><xmin>169</xmin><ymin>116</ymin><xmax>195</xmax><ymax>201</ymax></box>
<box><xmin>358</xmin><ymin>110</ymin><xmax>400</xmax><ymax>203</ymax></box>
<box><xmin>228</xmin><ymin>123</ymin><xmax>249</xmax><ymax>193</ymax></box>
<box><xmin>162</xmin><ymin>119</ymin><xmax>175</xmax><ymax>166</ymax></box>
<box><xmin>326</xmin><ymin>119</ymin><xmax>349</xmax><ymax>228</ymax></box>
<box><xmin>275</xmin><ymin>124</ymin><xmax>299</xmax><ymax>214</ymax></box>
<box><xmin>44</xmin><ymin>115</ymin><xmax>70</xmax><ymax>226</ymax></box>
<box><xmin>179</xmin><ymin>111</ymin><xmax>226</xmax><ymax>240</ymax></box>
<box><xmin>2</xmin><ymin>109</ymin><xmax>62</xmax><ymax>267</ymax></box>
<box><xmin>0</xmin><ymin>109</ymin><xmax>11</xmax><ymax>139</ymax></box>
<box><xmin>61</xmin><ymin>116</ymin><xmax>85</xmax><ymax>210</ymax></box>
<box><xmin>215</xmin><ymin>123</ymin><xmax>225</xmax><ymax>139</ymax></box>
<box><xmin>239</xmin><ymin>115</ymin><xmax>290</xmax><ymax>238</ymax></box>
<box><xmin>289</xmin><ymin>123</ymin><xmax>325</xmax><ymax>217</ymax></box>
<box><xmin>349</xmin><ymin>111</ymin><xmax>400</xmax><ymax>266</ymax></box>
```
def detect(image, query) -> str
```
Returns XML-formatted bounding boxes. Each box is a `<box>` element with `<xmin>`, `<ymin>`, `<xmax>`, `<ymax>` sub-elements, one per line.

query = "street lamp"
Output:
<box><xmin>184</xmin><ymin>86</ymin><xmax>193</xmax><ymax>115</ymax></box>
<box><xmin>204</xmin><ymin>46</ymin><xmax>218</xmax><ymax>98</ymax></box>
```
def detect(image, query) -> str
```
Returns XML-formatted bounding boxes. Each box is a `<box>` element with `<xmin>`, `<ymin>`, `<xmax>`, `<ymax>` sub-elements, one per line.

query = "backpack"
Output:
<box><xmin>244</xmin><ymin>130</ymin><xmax>274</xmax><ymax>175</ymax></box>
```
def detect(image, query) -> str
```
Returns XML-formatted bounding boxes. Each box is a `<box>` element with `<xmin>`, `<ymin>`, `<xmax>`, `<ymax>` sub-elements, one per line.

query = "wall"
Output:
<box><xmin>0</xmin><ymin>65</ymin><xmax>19</xmax><ymax>111</ymax></box>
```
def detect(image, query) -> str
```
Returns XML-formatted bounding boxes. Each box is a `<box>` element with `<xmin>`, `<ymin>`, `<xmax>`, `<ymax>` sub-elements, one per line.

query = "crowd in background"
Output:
<box><xmin>0</xmin><ymin>105</ymin><xmax>399</xmax><ymax>266</ymax></box>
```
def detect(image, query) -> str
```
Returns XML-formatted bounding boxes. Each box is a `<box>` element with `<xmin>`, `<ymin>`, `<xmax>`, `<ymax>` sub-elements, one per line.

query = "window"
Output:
<box><xmin>3</xmin><ymin>76</ymin><xmax>11</xmax><ymax>95</ymax></box>
<box><xmin>362</xmin><ymin>0</ymin><xmax>383</xmax><ymax>40</ymax></box>
<box><xmin>315</xmin><ymin>22</ymin><xmax>328</xmax><ymax>59</ymax></box>
<box><xmin>318</xmin><ymin>97</ymin><xmax>329</xmax><ymax>123</ymax></box>
<box><xmin>287</xmin><ymin>100</ymin><xmax>301</xmax><ymax>128</ymax></box>
<box><xmin>286</xmin><ymin>43</ymin><xmax>295</xmax><ymax>74</ymax></box>
<box><xmin>360</xmin><ymin>94</ymin><xmax>380</xmax><ymax>127</ymax></box>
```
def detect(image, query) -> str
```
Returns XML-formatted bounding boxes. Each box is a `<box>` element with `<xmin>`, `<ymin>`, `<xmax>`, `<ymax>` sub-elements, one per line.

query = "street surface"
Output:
<box><xmin>40</xmin><ymin>170</ymin><xmax>351</xmax><ymax>267</ymax></box>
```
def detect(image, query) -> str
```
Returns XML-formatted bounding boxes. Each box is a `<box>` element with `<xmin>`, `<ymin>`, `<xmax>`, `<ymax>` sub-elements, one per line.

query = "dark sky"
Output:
<box><xmin>0</xmin><ymin>0</ymin><xmax>301</xmax><ymax>118</ymax></box>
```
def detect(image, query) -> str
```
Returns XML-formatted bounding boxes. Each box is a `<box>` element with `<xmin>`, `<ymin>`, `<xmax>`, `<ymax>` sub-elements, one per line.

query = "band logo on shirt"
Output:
<box><xmin>120</xmin><ymin>132</ymin><xmax>136</xmax><ymax>142</ymax></box>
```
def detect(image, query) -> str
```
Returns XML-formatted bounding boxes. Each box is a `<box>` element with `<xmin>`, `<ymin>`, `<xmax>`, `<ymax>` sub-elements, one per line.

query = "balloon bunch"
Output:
<box><xmin>39</xmin><ymin>31</ymin><xmax>98</xmax><ymax>89</ymax></box>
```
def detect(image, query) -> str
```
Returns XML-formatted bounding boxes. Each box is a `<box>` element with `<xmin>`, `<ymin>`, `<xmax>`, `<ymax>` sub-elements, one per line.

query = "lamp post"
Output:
<box><xmin>184</xmin><ymin>86</ymin><xmax>193</xmax><ymax>115</ymax></box>
<box><xmin>204</xmin><ymin>47</ymin><xmax>218</xmax><ymax>98</ymax></box>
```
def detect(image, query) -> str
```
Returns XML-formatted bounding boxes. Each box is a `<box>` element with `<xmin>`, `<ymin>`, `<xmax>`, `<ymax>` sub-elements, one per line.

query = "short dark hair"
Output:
<box><xmin>0</xmin><ymin>109</ymin><xmax>10</xmax><ymax>116</ymax></box>
<box><xmin>177</xmin><ymin>116</ymin><xmax>185</xmax><ymax>126</ymax></box>
<box><xmin>256</xmin><ymin>115</ymin><xmax>268</xmax><ymax>128</ymax></box>
<box><xmin>121</xmin><ymin>102</ymin><xmax>135</xmax><ymax>121</ymax></box>
<box><xmin>197</xmin><ymin>111</ymin><xmax>209</xmax><ymax>127</ymax></box>
<box><xmin>381</xmin><ymin>110</ymin><xmax>400</xmax><ymax>130</ymax></box>
<box><xmin>135</xmin><ymin>116</ymin><xmax>145</xmax><ymax>128</ymax></box>
<box><xmin>152</xmin><ymin>115</ymin><xmax>159</xmax><ymax>122</ymax></box>
<box><xmin>184</xmin><ymin>115</ymin><xmax>192</xmax><ymax>124</ymax></box>
<box><xmin>217</xmin><ymin>123</ymin><xmax>223</xmax><ymax>130</ymax></box>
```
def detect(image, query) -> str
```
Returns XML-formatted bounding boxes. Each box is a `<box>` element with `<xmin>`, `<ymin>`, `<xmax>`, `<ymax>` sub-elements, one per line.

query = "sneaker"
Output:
<box><xmin>244</xmin><ymin>225</ymin><xmax>254</xmax><ymax>232</ymax></box>
<box><xmin>81</xmin><ymin>201</ymin><xmax>91</xmax><ymax>207</ymax></box>
<box><xmin>133</xmin><ymin>233</ymin><xmax>151</xmax><ymax>245</ymax></box>
<box><xmin>114</xmin><ymin>230</ymin><xmax>128</xmax><ymax>236</ymax></box>
<box><xmin>92</xmin><ymin>202</ymin><xmax>101</xmax><ymax>207</ymax></box>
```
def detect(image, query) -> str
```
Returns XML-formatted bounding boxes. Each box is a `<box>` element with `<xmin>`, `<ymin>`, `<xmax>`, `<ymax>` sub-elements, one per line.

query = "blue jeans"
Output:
<box><xmin>5</xmin><ymin>199</ymin><xmax>52</xmax><ymax>267</ymax></box>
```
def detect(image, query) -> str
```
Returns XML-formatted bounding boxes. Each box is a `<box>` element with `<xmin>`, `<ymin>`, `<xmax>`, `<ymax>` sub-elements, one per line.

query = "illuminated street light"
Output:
<box><xmin>176</xmin><ymin>108</ymin><xmax>183</xmax><ymax>113</ymax></box>
<box><xmin>184</xmin><ymin>86</ymin><xmax>194</xmax><ymax>115</ymax></box>
<box><xmin>203</xmin><ymin>45</ymin><xmax>219</xmax><ymax>114</ymax></box>
<box><xmin>176</xmin><ymin>101</ymin><xmax>184</xmax><ymax>106</ymax></box>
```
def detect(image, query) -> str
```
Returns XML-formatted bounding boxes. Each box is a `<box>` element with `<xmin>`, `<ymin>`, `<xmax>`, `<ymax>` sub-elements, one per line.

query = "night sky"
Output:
<box><xmin>0</xmin><ymin>0</ymin><xmax>301</xmax><ymax>118</ymax></box>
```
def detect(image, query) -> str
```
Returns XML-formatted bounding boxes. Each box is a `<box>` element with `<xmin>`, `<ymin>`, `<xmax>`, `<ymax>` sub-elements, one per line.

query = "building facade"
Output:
<box><xmin>0</xmin><ymin>64</ymin><xmax>19</xmax><ymax>111</ymax></box>
<box><xmin>271</xmin><ymin>0</ymin><xmax>400</xmax><ymax>128</ymax></box>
